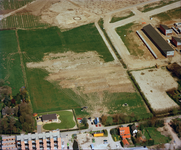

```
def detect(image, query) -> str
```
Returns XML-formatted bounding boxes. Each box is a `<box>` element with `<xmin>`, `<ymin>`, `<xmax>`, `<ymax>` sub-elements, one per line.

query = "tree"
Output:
<box><xmin>9</xmin><ymin>117</ymin><xmax>16</xmax><ymax>133</ymax></box>
<box><xmin>172</xmin><ymin>108</ymin><xmax>178</xmax><ymax>115</ymax></box>
<box><xmin>82</xmin><ymin>118</ymin><xmax>87</xmax><ymax>125</ymax></box>
<box><xmin>2</xmin><ymin>117</ymin><xmax>8</xmax><ymax>134</ymax></box>
<box><xmin>14</xmin><ymin>106</ymin><xmax>18</xmax><ymax>117</ymax></box>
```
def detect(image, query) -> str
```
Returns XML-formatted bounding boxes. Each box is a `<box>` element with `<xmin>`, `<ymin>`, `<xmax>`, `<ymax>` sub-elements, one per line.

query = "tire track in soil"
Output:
<box><xmin>15</xmin><ymin>29</ymin><xmax>28</xmax><ymax>88</ymax></box>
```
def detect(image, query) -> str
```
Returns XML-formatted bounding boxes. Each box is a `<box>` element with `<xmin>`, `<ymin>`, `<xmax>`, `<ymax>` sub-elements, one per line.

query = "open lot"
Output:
<box><xmin>39</xmin><ymin>110</ymin><xmax>77</xmax><ymax>130</ymax></box>
<box><xmin>0</xmin><ymin>30</ymin><xmax>24</xmax><ymax>95</ymax></box>
<box><xmin>131</xmin><ymin>68</ymin><xmax>179</xmax><ymax>114</ymax></box>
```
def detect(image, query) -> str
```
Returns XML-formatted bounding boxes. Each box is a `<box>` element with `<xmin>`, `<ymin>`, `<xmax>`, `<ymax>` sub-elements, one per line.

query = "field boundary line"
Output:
<box><xmin>15</xmin><ymin>30</ymin><xmax>28</xmax><ymax>88</ymax></box>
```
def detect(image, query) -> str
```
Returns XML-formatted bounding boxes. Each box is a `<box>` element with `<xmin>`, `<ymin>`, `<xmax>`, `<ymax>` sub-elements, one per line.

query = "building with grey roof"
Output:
<box><xmin>160</xmin><ymin>24</ymin><xmax>172</xmax><ymax>35</ymax></box>
<box><xmin>42</xmin><ymin>114</ymin><xmax>58</xmax><ymax>123</ymax></box>
<box><xmin>143</xmin><ymin>24</ymin><xmax>174</xmax><ymax>57</ymax></box>
<box><xmin>172</xmin><ymin>36</ymin><xmax>181</xmax><ymax>47</ymax></box>
<box><xmin>1</xmin><ymin>136</ymin><xmax>17</xmax><ymax>150</ymax></box>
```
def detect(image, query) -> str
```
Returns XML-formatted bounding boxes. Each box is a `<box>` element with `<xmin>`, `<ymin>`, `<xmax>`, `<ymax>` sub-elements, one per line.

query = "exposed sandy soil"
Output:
<box><xmin>26</xmin><ymin>51</ymin><xmax>135</xmax><ymax>116</ymax></box>
<box><xmin>131</xmin><ymin>68</ymin><xmax>179</xmax><ymax>114</ymax></box>
<box><xmin>22</xmin><ymin>0</ymin><xmax>149</xmax><ymax>29</ymax></box>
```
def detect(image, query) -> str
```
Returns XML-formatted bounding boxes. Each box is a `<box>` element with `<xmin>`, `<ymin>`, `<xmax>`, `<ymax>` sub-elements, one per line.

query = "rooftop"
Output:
<box><xmin>42</xmin><ymin>114</ymin><xmax>57</xmax><ymax>121</ymax></box>
<box><xmin>172</xmin><ymin>36</ymin><xmax>181</xmax><ymax>42</ymax></box>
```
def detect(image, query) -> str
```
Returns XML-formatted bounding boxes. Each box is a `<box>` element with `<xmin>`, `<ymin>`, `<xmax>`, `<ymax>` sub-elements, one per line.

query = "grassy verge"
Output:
<box><xmin>74</xmin><ymin>108</ymin><xmax>90</xmax><ymax>118</ymax></box>
<box><xmin>145</xmin><ymin>127</ymin><xmax>170</xmax><ymax>145</ymax></box>
<box><xmin>151</xmin><ymin>7</ymin><xmax>181</xmax><ymax>22</ymax></box>
<box><xmin>98</xmin><ymin>18</ymin><xmax>127</xmax><ymax>68</ymax></box>
<box><xmin>0</xmin><ymin>30</ymin><xmax>24</xmax><ymax>95</ymax></box>
<box><xmin>110</xmin><ymin>12</ymin><xmax>134</xmax><ymax>23</ymax></box>
<box><xmin>40</xmin><ymin>110</ymin><xmax>76</xmax><ymax>130</ymax></box>
<box><xmin>139</xmin><ymin>0</ymin><xmax>180</xmax><ymax>12</ymax></box>
<box><xmin>116</xmin><ymin>23</ymin><xmax>144</xmax><ymax>56</ymax></box>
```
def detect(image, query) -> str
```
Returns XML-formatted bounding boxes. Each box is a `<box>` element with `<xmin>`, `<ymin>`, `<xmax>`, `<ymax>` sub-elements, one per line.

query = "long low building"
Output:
<box><xmin>143</xmin><ymin>24</ymin><xmax>174</xmax><ymax>57</ymax></box>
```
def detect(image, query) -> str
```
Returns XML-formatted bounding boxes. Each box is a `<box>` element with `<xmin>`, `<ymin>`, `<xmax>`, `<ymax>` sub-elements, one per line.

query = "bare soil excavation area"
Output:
<box><xmin>27</xmin><ymin>51</ymin><xmax>134</xmax><ymax>94</ymax></box>
<box><xmin>131</xmin><ymin>68</ymin><xmax>179</xmax><ymax>114</ymax></box>
<box><xmin>26</xmin><ymin>51</ymin><xmax>135</xmax><ymax>116</ymax></box>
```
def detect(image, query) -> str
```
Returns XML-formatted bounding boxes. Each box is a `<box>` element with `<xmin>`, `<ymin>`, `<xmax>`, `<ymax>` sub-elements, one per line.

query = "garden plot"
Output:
<box><xmin>131</xmin><ymin>68</ymin><xmax>179</xmax><ymax>114</ymax></box>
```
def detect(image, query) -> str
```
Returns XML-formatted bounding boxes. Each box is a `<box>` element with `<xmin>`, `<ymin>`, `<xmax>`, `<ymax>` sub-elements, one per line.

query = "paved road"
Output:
<box><xmin>102</xmin><ymin>1</ymin><xmax>181</xmax><ymax>70</ymax></box>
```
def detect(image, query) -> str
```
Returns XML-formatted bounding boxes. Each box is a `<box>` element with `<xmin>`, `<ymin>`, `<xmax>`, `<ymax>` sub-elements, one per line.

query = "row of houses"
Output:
<box><xmin>1</xmin><ymin>131</ymin><xmax>61</xmax><ymax>150</ymax></box>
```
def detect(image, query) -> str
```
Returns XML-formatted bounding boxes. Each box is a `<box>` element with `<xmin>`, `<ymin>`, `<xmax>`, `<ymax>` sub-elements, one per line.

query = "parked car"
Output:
<box><xmin>90</xmin><ymin>144</ymin><xmax>94</xmax><ymax>150</ymax></box>
<box><xmin>103</xmin><ymin>140</ymin><xmax>108</xmax><ymax>144</ymax></box>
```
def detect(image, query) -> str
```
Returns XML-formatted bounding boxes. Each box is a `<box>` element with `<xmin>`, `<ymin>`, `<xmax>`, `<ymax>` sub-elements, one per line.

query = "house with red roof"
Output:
<box><xmin>119</xmin><ymin>127</ymin><xmax>131</xmax><ymax>147</ymax></box>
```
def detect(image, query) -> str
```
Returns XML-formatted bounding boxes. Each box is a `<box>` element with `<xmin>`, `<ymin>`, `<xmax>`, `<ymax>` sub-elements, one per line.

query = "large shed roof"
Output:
<box><xmin>160</xmin><ymin>24</ymin><xmax>170</xmax><ymax>30</ymax></box>
<box><xmin>42</xmin><ymin>114</ymin><xmax>57</xmax><ymax>121</ymax></box>
<box><xmin>143</xmin><ymin>24</ymin><xmax>174</xmax><ymax>55</ymax></box>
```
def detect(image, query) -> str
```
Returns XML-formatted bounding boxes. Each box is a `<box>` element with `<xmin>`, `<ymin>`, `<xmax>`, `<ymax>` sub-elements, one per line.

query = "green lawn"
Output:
<box><xmin>0</xmin><ymin>30</ymin><xmax>24</xmax><ymax>95</ymax></box>
<box><xmin>152</xmin><ymin>7</ymin><xmax>181</xmax><ymax>22</ymax></box>
<box><xmin>145</xmin><ymin>127</ymin><xmax>170</xmax><ymax>145</ymax></box>
<box><xmin>41</xmin><ymin>110</ymin><xmax>76</xmax><ymax>130</ymax></box>
<box><xmin>74</xmin><ymin>108</ymin><xmax>90</xmax><ymax>118</ymax></box>
<box><xmin>139</xmin><ymin>0</ymin><xmax>180</xmax><ymax>12</ymax></box>
<box><xmin>116</xmin><ymin>23</ymin><xmax>144</xmax><ymax>56</ymax></box>
<box><xmin>17</xmin><ymin>24</ymin><xmax>113</xmax><ymax>113</ymax></box>
<box><xmin>110</xmin><ymin>12</ymin><xmax>134</xmax><ymax>23</ymax></box>
<box><xmin>104</xmin><ymin>92</ymin><xmax>151</xmax><ymax>119</ymax></box>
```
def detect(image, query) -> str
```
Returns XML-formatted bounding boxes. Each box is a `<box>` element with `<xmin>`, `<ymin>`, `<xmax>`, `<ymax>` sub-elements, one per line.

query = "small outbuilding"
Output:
<box><xmin>42</xmin><ymin>114</ymin><xmax>58</xmax><ymax>123</ymax></box>
<box><xmin>160</xmin><ymin>24</ymin><xmax>172</xmax><ymax>35</ymax></box>
<box><xmin>172</xmin><ymin>36</ymin><xmax>181</xmax><ymax>47</ymax></box>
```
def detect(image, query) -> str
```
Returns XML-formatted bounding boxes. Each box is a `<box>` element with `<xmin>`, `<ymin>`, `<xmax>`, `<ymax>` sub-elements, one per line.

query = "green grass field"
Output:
<box><xmin>139</xmin><ymin>0</ymin><xmax>180</xmax><ymax>12</ymax></box>
<box><xmin>0</xmin><ymin>30</ymin><xmax>24</xmax><ymax>95</ymax></box>
<box><xmin>17</xmin><ymin>24</ymin><xmax>113</xmax><ymax>113</ymax></box>
<box><xmin>40</xmin><ymin>110</ymin><xmax>76</xmax><ymax>130</ymax></box>
<box><xmin>110</xmin><ymin>12</ymin><xmax>134</xmax><ymax>23</ymax></box>
<box><xmin>104</xmin><ymin>92</ymin><xmax>151</xmax><ymax>119</ymax></box>
<box><xmin>152</xmin><ymin>7</ymin><xmax>181</xmax><ymax>22</ymax></box>
<box><xmin>116</xmin><ymin>23</ymin><xmax>144</xmax><ymax>56</ymax></box>
<box><xmin>145</xmin><ymin>127</ymin><xmax>170</xmax><ymax>144</ymax></box>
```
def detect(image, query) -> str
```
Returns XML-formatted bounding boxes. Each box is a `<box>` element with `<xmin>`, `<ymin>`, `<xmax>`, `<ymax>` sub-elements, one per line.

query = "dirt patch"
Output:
<box><xmin>131</xmin><ymin>68</ymin><xmax>179</xmax><ymax>114</ymax></box>
<box><xmin>26</xmin><ymin>51</ymin><xmax>135</xmax><ymax>116</ymax></box>
<box><xmin>0</xmin><ymin>9</ymin><xmax>15</xmax><ymax>15</ymax></box>
<box><xmin>20</xmin><ymin>0</ymin><xmax>149</xmax><ymax>29</ymax></box>
<box><xmin>111</xmin><ymin>10</ymin><xmax>132</xmax><ymax>18</ymax></box>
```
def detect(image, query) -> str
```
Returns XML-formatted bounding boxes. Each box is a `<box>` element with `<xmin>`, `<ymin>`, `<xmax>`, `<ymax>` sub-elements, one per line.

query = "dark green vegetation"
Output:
<box><xmin>0</xmin><ymin>0</ymin><xmax>33</xmax><ymax>10</ymax></box>
<box><xmin>110</xmin><ymin>12</ymin><xmax>134</xmax><ymax>23</ymax></box>
<box><xmin>139</xmin><ymin>0</ymin><xmax>180</xmax><ymax>12</ymax></box>
<box><xmin>41</xmin><ymin>110</ymin><xmax>76</xmax><ymax>130</ymax></box>
<box><xmin>0</xmin><ymin>101</ymin><xmax>35</xmax><ymax>134</ymax></box>
<box><xmin>0</xmin><ymin>30</ymin><xmax>24</xmax><ymax>95</ymax></box>
<box><xmin>98</xmin><ymin>18</ymin><xmax>127</xmax><ymax>68</ymax></box>
<box><xmin>170</xmin><ymin>118</ymin><xmax>181</xmax><ymax>138</ymax></box>
<box><xmin>0</xmin><ymin>13</ymin><xmax>49</xmax><ymax>29</ymax></box>
<box><xmin>116</xmin><ymin>23</ymin><xmax>144</xmax><ymax>56</ymax></box>
<box><xmin>17</xmin><ymin>24</ymin><xmax>114</xmax><ymax>113</ymax></box>
<box><xmin>152</xmin><ymin>7</ymin><xmax>181</xmax><ymax>22</ymax></box>
<box><xmin>167</xmin><ymin>63</ymin><xmax>181</xmax><ymax>107</ymax></box>
<box><xmin>110</xmin><ymin>128</ymin><xmax>121</xmax><ymax>142</ymax></box>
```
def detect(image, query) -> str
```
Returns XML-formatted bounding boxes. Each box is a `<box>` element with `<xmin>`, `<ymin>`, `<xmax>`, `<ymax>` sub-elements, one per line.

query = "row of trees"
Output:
<box><xmin>171</xmin><ymin>118</ymin><xmax>181</xmax><ymax>138</ymax></box>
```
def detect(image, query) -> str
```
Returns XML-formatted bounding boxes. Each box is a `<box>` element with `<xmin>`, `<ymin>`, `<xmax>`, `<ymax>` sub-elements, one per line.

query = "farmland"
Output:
<box><xmin>0</xmin><ymin>13</ymin><xmax>49</xmax><ymax>29</ymax></box>
<box><xmin>0</xmin><ymin>30</ymin><xmax>24</xmax><ymax>95</ymax></box>
<box><xmin>16</xmin><ymin>23</ymin><xmax>151</xmax><ymax>118</ymax></box>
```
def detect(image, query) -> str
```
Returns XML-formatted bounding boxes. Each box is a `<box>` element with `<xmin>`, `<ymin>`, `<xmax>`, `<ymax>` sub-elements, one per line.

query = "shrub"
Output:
<box><xmin>103</xmin><ymin>129</ymin><xmax>108</xmax><ymax>137</ymax></box>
